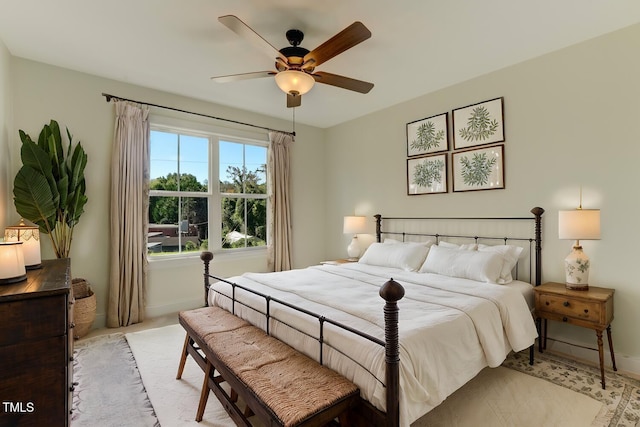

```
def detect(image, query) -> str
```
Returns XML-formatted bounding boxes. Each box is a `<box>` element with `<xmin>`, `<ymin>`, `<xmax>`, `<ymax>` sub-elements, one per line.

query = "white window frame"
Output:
<box><xmin>148</xmin><ymin>114</ymin><xmax>269</xmax><ymax>261</ymax></box>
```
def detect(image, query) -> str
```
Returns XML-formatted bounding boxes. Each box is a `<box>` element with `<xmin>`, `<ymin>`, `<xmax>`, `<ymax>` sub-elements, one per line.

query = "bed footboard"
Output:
<box><xmin>200</xmin><ymin>252</ymin><xmax>404</xmax><ymax>427</ymax></box>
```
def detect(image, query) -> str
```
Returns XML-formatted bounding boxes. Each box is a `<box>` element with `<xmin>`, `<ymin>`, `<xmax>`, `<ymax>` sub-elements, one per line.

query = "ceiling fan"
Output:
<box><xmin>212</xmin><ymin>15</ymin><xmax>374</xmax><ymax>108</ymax></box>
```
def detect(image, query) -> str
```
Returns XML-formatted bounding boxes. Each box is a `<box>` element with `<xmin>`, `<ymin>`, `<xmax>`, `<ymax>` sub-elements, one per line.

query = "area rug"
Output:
<box><xmin>74</xmin><ymin>324</ymin><xmax>640</xmax><ymax>427</ymax></box>
<box><xmin>71</xmin><ymin>332</ymin><xmax>159</xmax><ymax>427</ymax></box>
<box><xmin>126</xmin><ymin>324</ymin><xmax>236</xmax><ymax>427</ymax></box>
<box><xmin>503</xmin><ymin>350</ymin><xmax>640</xmax><ymax>427</ymax></box>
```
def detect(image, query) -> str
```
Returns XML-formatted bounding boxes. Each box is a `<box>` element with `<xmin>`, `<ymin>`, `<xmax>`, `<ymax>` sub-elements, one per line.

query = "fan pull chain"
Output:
<box><xmin>292</xmin><ymin>106</ymin><xmax>296</xmax><ymax>136</ymax></box>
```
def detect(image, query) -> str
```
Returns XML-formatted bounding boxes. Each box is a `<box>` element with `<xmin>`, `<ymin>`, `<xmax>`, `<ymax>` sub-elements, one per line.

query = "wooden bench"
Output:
<box><xmin>176</xmin><ymin>306</ymin><xmax>361</xmax><ymax>426</ymax></box>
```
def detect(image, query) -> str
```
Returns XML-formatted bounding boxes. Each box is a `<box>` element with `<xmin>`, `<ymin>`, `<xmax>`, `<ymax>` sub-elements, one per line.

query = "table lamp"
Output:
<box><xmin>558</xmin><ymin>208</ymin><xmax>600</xmax><ymax>290</ymax></box>
<box><xmin>0</xmin><ymin>241</ymin><xmax>28</xmax><ymax>284</ymax></box>
<box><xmin>343</xmin><ymin>216</ymin><xmax>368</xmax><ymax>260</ymax></box>
<box><xmin>4</xmin><ymin>219</ymin><xmax>41</xmax><ymax>269</ymax></box>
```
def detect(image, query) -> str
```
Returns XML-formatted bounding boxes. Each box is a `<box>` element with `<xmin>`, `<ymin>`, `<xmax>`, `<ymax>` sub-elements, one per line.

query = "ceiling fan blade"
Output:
<box><xmin>303</xmin><ymin>22</ymin><xmax>371</xmax><ymax>68</ymax></box>
<box><xmin>218</xmin><ymin>15</ymin><xmax>288</xmax><ymax>64</ymax></box>
<box><xmin>312</xmin><ymin>71</ymin><xmax>374</xmax><ymax>94</ymax></box>
<box><xmin>211</xmin><ymin>71</ymin><xmax>275</xmax><ymax>83</ymax></box>
<box><xmin>287</xmin><ymin>93</ymin><xmax>302</xmax><ymax>108</ymax></box>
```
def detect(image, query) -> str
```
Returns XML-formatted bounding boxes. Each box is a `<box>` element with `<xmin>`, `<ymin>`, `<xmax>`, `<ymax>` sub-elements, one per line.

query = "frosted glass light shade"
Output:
<box><xmin>0</xmin><ymin>242</ymin><xmax>27</xmax><ymax>284</ymax></box>
<box><xmin>275</xmin><ymin>70</ymin><xmax>315</xmax><ymax>95</ymax></box>
<box><xmin>4</xmin><ymin>219</ymin><xmax>41</xmax><ymax>269</ymax></box>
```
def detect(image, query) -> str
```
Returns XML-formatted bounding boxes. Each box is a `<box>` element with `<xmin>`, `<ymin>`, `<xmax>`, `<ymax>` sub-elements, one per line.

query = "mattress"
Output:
<box><xmin>208</xmin><ymin>262</ymin><xmax>538</xmax><ymax>426</ymax></box>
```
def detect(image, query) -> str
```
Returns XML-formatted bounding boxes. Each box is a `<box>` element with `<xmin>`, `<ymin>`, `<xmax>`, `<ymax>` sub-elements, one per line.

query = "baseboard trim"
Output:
<box><xmin>545</xmin><ymin>338</ymin><xmax>640</xmax><ymax>377</ymax></box>
<box><xmin>145</xmin><ymin>298</ymin><xmax>203</xmax><ymax>319</ymax></box>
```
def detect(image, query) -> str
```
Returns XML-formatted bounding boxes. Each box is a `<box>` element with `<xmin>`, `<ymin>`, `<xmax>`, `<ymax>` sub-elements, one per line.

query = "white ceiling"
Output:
<box><xmin>1</xmin><ymin>1</ymin><xmax>639</xmax><ymax>128</ymax></box>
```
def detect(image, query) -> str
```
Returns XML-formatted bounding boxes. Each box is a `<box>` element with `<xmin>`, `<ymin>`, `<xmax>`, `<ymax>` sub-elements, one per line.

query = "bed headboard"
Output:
<box><xmin>374</xmin><ymin>207</ymin><xmax>544</xmax><ymax>286</ymax></box>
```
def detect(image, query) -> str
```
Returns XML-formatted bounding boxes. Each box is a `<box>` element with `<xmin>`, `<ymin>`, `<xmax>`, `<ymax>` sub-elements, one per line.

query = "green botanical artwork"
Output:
<box><xmin>413</xmin><ymin>158</ymin><xmax>444</xmax><ymax>188</ymax></box>
<box><xmin>411</xmin><ymin>121</ymin><xmax>445</xmax><ymax>151</ymax></box>
<box><xmin>459</xmin><ymin>152</ymin><xmax>497</xmax><ymax>186</ymax></box>
<box><xmin>458</xmin><ymin>106</ymin><xmax>499</xmax><ymax>142</ymax></box>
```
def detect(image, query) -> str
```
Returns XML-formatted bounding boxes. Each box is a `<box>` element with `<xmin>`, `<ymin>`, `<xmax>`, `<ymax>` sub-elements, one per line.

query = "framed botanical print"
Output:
<box><xmin>407</xmin><ymin>153</ymin><xmax>448</xmax><ymax>195</ymax></box>
<box><xmin>452</xmin><ymin>145</ymin><xmax>504</xmax><ymax>192</ymax></box>
<box><xmin>452</xmin><ymin>97</ymin><xmax>504</xmax><ymax>149</ymax></box>
<box><xmin>406</xmin><ymin>112</ymin><xmax>448</xmax><ymax>157</ymax></box>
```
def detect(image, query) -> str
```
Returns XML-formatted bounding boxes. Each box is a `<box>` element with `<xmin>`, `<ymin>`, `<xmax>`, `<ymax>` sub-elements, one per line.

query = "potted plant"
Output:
<box><xmin>13</xmin><ymin>120</ymin><xmax>88</xmax><ymax>258</ymax></box>
<box><xmin>13</xmin><ymin>119</ymin><xmax>94</xmax><ymax>337</ymax></box>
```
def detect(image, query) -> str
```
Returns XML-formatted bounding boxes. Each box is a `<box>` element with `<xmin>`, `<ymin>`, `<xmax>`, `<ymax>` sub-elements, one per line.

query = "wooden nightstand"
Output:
<box><xmin>534</xmin><ymin>282</ymin><xmax>616</xmax><ymax>389</ymax></box>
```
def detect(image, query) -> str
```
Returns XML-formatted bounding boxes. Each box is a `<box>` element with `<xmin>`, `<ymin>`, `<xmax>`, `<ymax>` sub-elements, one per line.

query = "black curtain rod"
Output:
<box><xmin>101</xmin><ymin>92</ymin><xmax>295</xmax><ymax>137</ymax></box>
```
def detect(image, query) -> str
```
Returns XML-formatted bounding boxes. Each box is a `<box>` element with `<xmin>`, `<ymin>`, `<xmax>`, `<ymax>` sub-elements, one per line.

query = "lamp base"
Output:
<box><xmin>25</xmin><ymin>263</ymin><xmax>42</xmax><ymax>270</ymax></box>
<box><xmin>0</xmin><ymin>274</ymin><xmax>28</xmax><ymax>285</ymax></box>
<box><xmin>565</xmin><ymin>282</ymin><xmax>589</xmax><ymax>291</ymax></box>
<box><xmin>564</xmin><ymin>245</ymin><xmax>590</xmax><ymax>291</ymax></box>
<box><xmin>347</xmin><ymin>236</ymin><xmax>361</xmax><ymax>260</ymax></box>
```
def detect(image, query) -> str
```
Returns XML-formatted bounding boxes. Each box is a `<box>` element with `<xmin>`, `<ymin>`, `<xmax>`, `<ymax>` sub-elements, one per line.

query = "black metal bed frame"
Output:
<box><xmin>200</xmin><ymin>206</ymin><xmax>544</xmax><ymax>427</ymax></box>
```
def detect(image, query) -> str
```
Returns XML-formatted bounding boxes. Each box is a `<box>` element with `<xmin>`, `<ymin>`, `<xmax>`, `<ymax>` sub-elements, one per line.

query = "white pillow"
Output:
<box><xmin>419</xmin><ymin>245</ymin><xmax>503</xmax><ymax>283</ymax></box>
<box><xmin>438</xmin><ymin>241</ymin><xmax>478</xmax><ymax>251</ymax></box>
<box><xmin>359</xmin><ymin>242</ymin><xmax>432</xmax><ymax>272</ymax></box>
<box><xmin>477</xmin><ymin>244</ymin><xmax>524</xmax><ymax>284</ymax></box>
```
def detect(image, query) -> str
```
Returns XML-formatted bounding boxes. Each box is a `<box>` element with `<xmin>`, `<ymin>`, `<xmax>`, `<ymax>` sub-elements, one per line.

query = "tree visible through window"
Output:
<box><xmin>220</xmin><ymin>141</ymin><xmax>267</xmax><ymax>249</ymax></box>
<box><xmin>148</xmin><ymin>128</ymin><xmax>267</xmax><ymax>257</ymax></box>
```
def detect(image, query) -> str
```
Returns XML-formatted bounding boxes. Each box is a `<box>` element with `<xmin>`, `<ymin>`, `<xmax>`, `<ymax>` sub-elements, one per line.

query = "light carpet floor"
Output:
<box><xmin>124</xmin><ymin>324</ymin><xmax>624</xmax><ymax>427</ymax></box>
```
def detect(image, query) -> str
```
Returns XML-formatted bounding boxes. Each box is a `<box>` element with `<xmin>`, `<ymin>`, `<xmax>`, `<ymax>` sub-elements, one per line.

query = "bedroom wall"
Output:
<box><xmin>0</xmin><ymin>38</ymin><xmax>11</xmax><ymax>233</ymax></box>
<box><xmin>324</xmin><ymin>24</ymin><xmax>640</xmax><ymax>373</ymax></box>
<box><xmin>9</xmin><ymin>58</ymin><xmax>326</xmax><ymax>327</ymax></box>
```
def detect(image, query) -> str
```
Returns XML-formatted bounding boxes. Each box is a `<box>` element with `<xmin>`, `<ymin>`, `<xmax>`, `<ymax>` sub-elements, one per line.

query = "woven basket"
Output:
<box><xmin>72</xmin><ymin>278</ymin><xmax>96</xmax><ymax>339</ymax></box>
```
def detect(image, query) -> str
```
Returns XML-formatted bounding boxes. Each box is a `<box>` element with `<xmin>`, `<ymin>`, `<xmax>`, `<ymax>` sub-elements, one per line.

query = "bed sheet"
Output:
<box><xmin>208</xmin><ymin>262</ymin><xmax>537</xmax><ymax>427</ymax></box>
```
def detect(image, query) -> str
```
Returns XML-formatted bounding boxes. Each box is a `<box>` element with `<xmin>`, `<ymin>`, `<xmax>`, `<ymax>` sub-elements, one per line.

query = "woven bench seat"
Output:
<box><xmin>177</xmin><ymin>306</ymin><xmax>360</xmax><ymax>427</ymax></box>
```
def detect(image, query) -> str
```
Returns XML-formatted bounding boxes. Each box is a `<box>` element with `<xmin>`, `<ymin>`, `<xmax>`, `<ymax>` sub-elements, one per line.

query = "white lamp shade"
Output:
<box><xmin>558</xmin><ymin>209</ymin><xmax>601</xmax><ymax>240</ymax></box>
<box><xmin>275</xmin><ymin>70</ymin><xmax>315</xmax><ymax>95</ymax></box>
<box><xmin>343</xmin><ymin>216</ymin><xmax>368</xmax><ymax>234</ymax></box>
<box><xmin>0</xmin><ymin>242</ymin><xmax>27</xmax><ymax>283</ymax></box>
<box><xmin>4</xmin><ymin>219</ymin><xmax>41</xmax><ymax>268</ymax></box>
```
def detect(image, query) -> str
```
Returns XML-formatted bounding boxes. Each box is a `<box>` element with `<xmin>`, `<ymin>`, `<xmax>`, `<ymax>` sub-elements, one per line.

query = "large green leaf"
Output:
<box><xmin>69</xmin><ymin>142</ymin><xmax>87</xmax><ymax>191</ymax></box>
<box><xmin>20</xmin><ymin>138</ymin><xmax>60</xmax><ymax>203</ymax></box>
<box><xmin>13</xmin><ymin>166</ymin><xmax>58</xmax><ymax>234</ymax></box>
<box><xmin>20</xmin><ymin>138</ymin><xmax>52</xmax><ymax>176</ymax></box>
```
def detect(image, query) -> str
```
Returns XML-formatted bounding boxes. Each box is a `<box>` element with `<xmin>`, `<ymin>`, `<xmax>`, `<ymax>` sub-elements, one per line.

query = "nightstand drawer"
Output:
<box><xmin>537</xmin><ymin>293</ymin><xmax>601</xmax><ymax>323</ymax></box>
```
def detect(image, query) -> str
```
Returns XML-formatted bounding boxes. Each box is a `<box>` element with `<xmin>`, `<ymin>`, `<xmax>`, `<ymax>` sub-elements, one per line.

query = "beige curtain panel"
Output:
<box><xmin>267</xmin><ymin>131</ymin><xmax>294</xmax><ymax>272</ymax></box>
<box><xmin>107</xmin><ymin>101</ymin><xmax>150</xmax><ymax>327</ymax></box>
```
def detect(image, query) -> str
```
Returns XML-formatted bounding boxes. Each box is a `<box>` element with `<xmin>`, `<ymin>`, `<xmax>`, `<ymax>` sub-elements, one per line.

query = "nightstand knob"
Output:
<box><xmin>545</xmin><ymin>301</ymin><xmax>550</xmax><ymax>306</ymax></box>
<box><xmin>563</xmin><ymin>301</ymin><xmax>570</xmax><ymax>307</ymax></box>
<box><xmin>584</xmin><ymin>309</ymin><xmax>589</xmax><ymax>313</ymax></box>
<box><xmin>562</xmin><ymin>316</ymin><xmax>568</xmax><ymax>322</ymax></box>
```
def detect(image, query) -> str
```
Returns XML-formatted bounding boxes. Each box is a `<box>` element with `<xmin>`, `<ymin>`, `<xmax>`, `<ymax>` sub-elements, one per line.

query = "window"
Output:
<box><xmin>148</xmin><ymin>125</ymin><xmax>268</xmax><ymax>257</ymax></box>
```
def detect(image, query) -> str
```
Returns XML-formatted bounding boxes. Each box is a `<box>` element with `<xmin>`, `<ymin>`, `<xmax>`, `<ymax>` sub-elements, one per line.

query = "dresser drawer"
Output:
<box><xmin>0</xmin><ymin>294</ymin><xmax>67</xmax><ymax>346</ymax></box>
<box><xmin>0</xmin><ymin>335</ymin><xmax>67</xmax><ymax>426</ymax></box>
<box><xmin>537</xmin><ymin>293</ymin><xmax>601</xmax><ymax>323</ymax></box>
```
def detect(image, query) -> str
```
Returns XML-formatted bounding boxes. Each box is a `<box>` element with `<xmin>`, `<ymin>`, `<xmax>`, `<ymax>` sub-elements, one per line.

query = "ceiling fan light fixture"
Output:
<box><xmin>275</xmin><ymin>70</ymin><xmax>315</xmax><ymax>96</ymax></box>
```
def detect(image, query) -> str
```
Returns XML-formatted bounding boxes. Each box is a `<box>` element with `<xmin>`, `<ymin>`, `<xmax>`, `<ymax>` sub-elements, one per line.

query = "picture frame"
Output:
<box><xmin>406</xmin><ymin>112</ymin><xmax>448</xmax><ymax>156</ymax></box>
<box><xmin>452</xmin><ymin>97</ymin><xmax>504</xmax><ymax>150</ymax></box>
<box><xmin>452</xmin><ymin>145</ymin><xmax>504</xmax><ymax>192</ymax></box>
<box><xmin>407</xmin><ymin>153</ymin><xmax>448</xmax><ymax>195</ymax></box>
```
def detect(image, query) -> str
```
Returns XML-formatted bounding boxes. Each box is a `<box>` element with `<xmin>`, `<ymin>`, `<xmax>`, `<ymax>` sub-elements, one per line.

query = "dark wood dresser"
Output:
<box><xmin>0</xmin><ymin>258</ymin><xmax>73</xmax><ymax>426</ymax></box>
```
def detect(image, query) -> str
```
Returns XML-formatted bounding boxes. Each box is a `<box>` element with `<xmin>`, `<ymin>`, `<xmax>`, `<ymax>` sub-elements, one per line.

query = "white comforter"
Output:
<box><xmin>208</xmin><ymin>262</ymin><xmax>538</xmax><ymax>427</ymax></box>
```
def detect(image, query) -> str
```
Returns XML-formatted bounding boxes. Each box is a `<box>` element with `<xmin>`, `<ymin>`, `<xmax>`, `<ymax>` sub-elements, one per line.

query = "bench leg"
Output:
<box><xmin>176</xmin><ymin>333</ymin><xmax>190</xmax><ymax>379</ymax></box>
<box><xmin>196</xmin><ymin>361</ymin><xmax>213</xmax><ymax>422</ymax></box>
